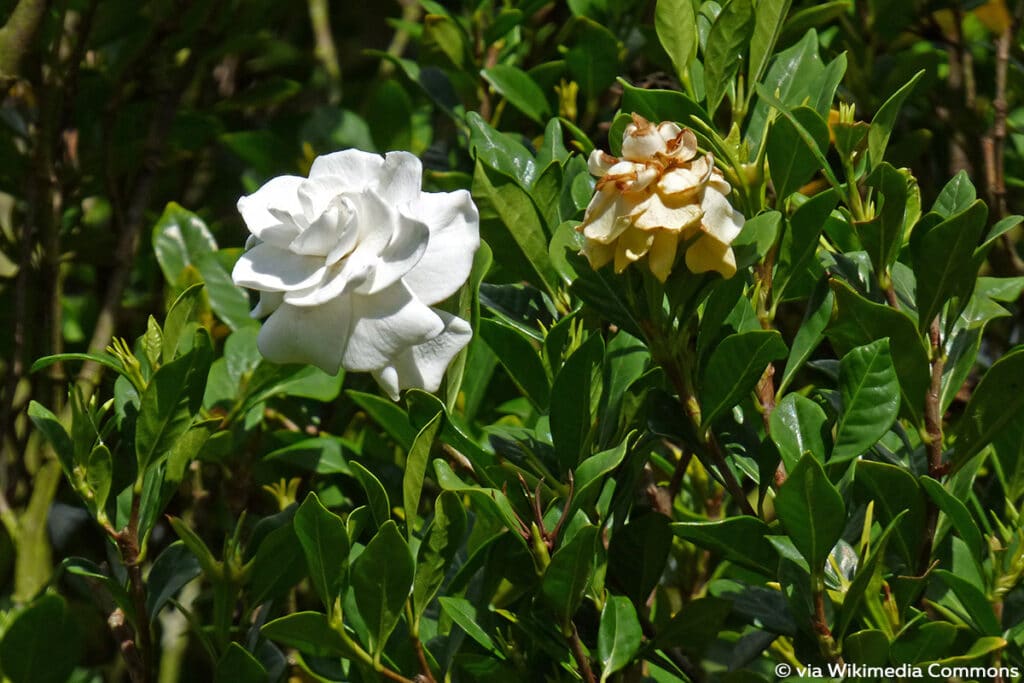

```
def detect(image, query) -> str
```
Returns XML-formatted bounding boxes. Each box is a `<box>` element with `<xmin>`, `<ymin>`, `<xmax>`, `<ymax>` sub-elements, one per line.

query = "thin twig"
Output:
<box><xmin>567</xmin><ymin>622</ymin><xmax>596</xmax><ymax>683</ymax></box>
<box><xmin>917</xmin><ymin>318</ymin><xmax>947</xmax><ymax>576</ymax></box>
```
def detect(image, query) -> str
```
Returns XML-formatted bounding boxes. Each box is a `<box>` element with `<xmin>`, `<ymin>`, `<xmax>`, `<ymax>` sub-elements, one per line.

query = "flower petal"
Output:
<box><xmin>588</xmin><ymin>150</ymin><xmax>620</xmax><ymax>177</ymax></box>
<box><xmin>232</xmin><ymin>242</ymin><xmax>326</xmax><ymax>292</ymax></box>
<box><xmin>581</xmin><ymin>190</ymin><xmax>634</xmax><ymax>244</ymax></box>
<box><xmin>237</xmin><ymin>175</ymin><xmax>306</xmax><ymax>247</ymax></box>
<box><xmin>398</xmin><ymin>189</ymin><xmax>480</xmax><ymax>305</ymax></box>
<box><xmin>685</xmin><ymin>234</ymin><xmax>737</xmax><ymax>278</ymax></box>
<box><xmin>250</xmin><ymin>290</ymin><xmax>284</xmax><ymax>319</ymax></box>
<box><xmin>622</xmin><ymin>114</ymin><xmax>666</xmax><ymax>161</ymax></box>
<box><xmin>648</xmin><ymin>231</ymin><xmax>679</xmax><ymax>282</ymax></box>
<box><xmin>630</xmin><ymin>193</ymin><xmax>703</xmax><ymax>232</ymax></box>
<box><xmin>700</xmin><ymin>183</ymin><xmax>744</xmax><ymax>245</ymax></box>
<box><xmin>299</xmin><ymin>149</ymin><xmax>385</xmax><ymax>219</ymax></box>
<box><xmin>288</xmin><ymin>199</ymin><xmax>355</xmax><ymax>258</ymax></box>
<box><xmin>580</xmin><ymin>238</ymin><xmax>615</xmax><ymax>271</ymax></box>
<box><xmin>614</xmin><ymin>226</ymin><xmax>654</xmax><ymax>272</ymax></box>
<box><xmin>341</xmin><ymin>282</ymin><xmax>445</xmax><ymax>372</ymax></box>
<box><xmin>371</xmin><ymin>311</ymin><xmax>472</xmax><ymax>400</ymax></box>
<box><xmin>257</xmin><ymin>297</ymin><xmax>352</xmax><ymax>374</ymax></box>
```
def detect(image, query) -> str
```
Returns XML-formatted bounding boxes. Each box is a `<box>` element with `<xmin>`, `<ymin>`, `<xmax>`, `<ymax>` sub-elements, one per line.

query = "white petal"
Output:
<box><xmin>581</xmin><ymin>190</ymin><xmax>634</xmax><ymax>244</ymax></box>
<box><xmin>341</xmin><ymin>282</ymin><xmax>445</xmax><ymax>372</ymax></box>
<box><xmin>299</xmin><ymin>149</ymin><xmax>385</xmax><ymax>219</ymax></box>
<box><xmin>288</xmin><ymin>199</ymin><xmax>355</xmax><ymax>258</ymax></box>
<box><xmin>700</xmin><ymin>184</ymin><xmax>744</xmax><ymax>245</ymax></box>
<box><xmin>371</xmin><ymin>311</ymin><xmax>472</xmax><ymax>400</ymax></box>
<box><xmin>686</xmin><ymin>235</ymin><xmax>737</xmax><ymax>278</ymax></box>
<box><xmin>232</xmin><ymin>242</ymin><xmax>326</xmax><ymax>292</ymax></box>
<box><xmin>237</xmin><ymin>175</ymin><xmax>305</xmax><ymax>247</ymax></box>
<box><xmin>257</xmin><ymin>297</ymin><xmax>352</xmax><ymax>374</ymax></box>
<box><xmin>588</xmin><ymin>150</ymin><xmax>619</xmax><ymax>177</ymax></box>
<box><xmin>250</xmin><ymin>290</ymin><xmax>284</xmax><ymax>318</ymax></box>
<box><xmin>398</xmin><ymin>189</ymin><xmax>480</xmax><ymax>305</ymax></box>
<box><xmin>354</xmin><ymin>192</ymin><xmax>430</xmax><ymax>296</ymax></box>
<box><xmin>622</xmin><ymin>115</ymin><xmax>666</xmax><ymax>161</ymax></box>
<box><xmin>630</xmin><ymin>193</ymin><xmax>703</xmax><ymax>232</ymax></box>
<box><xmin>379</xmin><ymin>151</ymin><xmax>423</xmax><ymax>203</ymax></box>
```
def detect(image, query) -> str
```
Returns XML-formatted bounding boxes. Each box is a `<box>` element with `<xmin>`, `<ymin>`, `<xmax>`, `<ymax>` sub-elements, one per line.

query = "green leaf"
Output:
<box><xmin>598</xmin><ymin>595</ymin><xmax>643</xmax><ymax>682</ymax></box>
<box><xmin>403</xmin><ymin>408</ymin><xmax>443</xmax><ymax>533</ymax></box>
<box><xmin>264</xmin><ymin>437</ymin><xmax>350</xmax><ymax>475</ymax></box>
<box><xmin>919</xmin><ymin>476</ymin><xmax>984</xmax><ymax>572</ymax></box>
<box><xmin>653</xmin><ymin>596</ymin><xmax>733</xmax><ymax>656</ymax></box>
<box><xmin>550</xmin><ymin>334</ymin><xmax>604</xmax><ymax>469</ymax></box>
<box><xmin>162</xmin><ymin>282</ymin><xmax>206</xmax><ymax>363</ymax></box>
<box><xmin>542</xmin><ymin>524</ymin><xmax>598</xmax><ymax>628</ymax></box>
<box><xmin>136</xmin><ymin>328</ymin><xmax>212</xmax><ymax>470</ymax></box>
<box><xmin>932</xmin><ymin>170</ymin><xmax>976</xmax><ymax>219</ymax></box>
<box><xmin>855</xmin><ymin>460</ymin><xmax>925</xmax><ymax>569</ymax></box>
<box><xmin>351</xmin><ymin>520</ymin><xmax>414</xmax><ymax>656</ymax></box>
<box><xmin>843</xmin><ymin>630</ymin><xmax>890</xmax><ymax>666</ymax></box>
<box><xmin>770</xmin><ymin>393</ymin><xmax>828</xmax><ymax>471</ymax></box>
<box><xmin>349</xmin><ymin>461</ymin><xmax>392</xmax><ymax>529</ymax></box>
<box><xmin>248</xmin><ymin>522</ymin><xmax>307</xmax><ymax>605</ymax></box>
<box><xmin>868</xmin><ymin>70</ymin><xmax>924</xmax><ymax>169</ymax></box>
<box><xmin>699</xmin><ymin>330</ymin><xmax>787</xmax><ymax>429</ymax></box>
<box><xmin>472</xmin><ymin>161</ymin><xmax>559</xmax><ymax>296</ymax></box>
<box><xmin>732</xmin><ymin>210</ymin><xmax>782</xmax><ymax>270</ymax></box>
<box><xmin>746</xmin><ymin>29</ymin><xmax>824</xmax><ymax>149</ymax></box>
<box><xmin>153</xmin><ymin>204</ymin><xmax>252</xmax><ymax>330</ymax></box>
<box><xmin>432</xmin><ymin>460</ymin><xmax>526</xmax><ymax>545</ymax></box>
<box><xmin>775</xmin><ymin>453</ymin><xmax>845</xmax><ymax>570</ymax></box>
<box><xmin>777</xmin><ymin>281</ymin><xmax>833</xmax><ymax>393</ymax></box>
<box><xmin>617</xmin><ymin>79</ymin><xmax>712</xmax><ymax>129</ymax></box>
<box><xmin>933</xmin><ymin>570</ymin><xmax>1001</xmax><ymax>636</ymax></box>
<box><xmin>912</xmin><ymin>200</ymin><xmax>988</xmax><ymax>331</ymax></box>
<box><xmin>347</xmin><ymin>390</ymin><xmax>416</xmax><ymax>449</ymax></box>
<box><xmin>891</xmin><ymin>622</ymin><xmax>957</xmax><ymax>663</ymax></box>
<box><xmin>566</xmin><ymin>18</ymin><xmax>620</xmax><ymax>99</ymax></box>
<box><xmin>607</xmin><ymin>513</ymin><xmax>672</xmax><ymax>605</ymax></box>
<box><xmin>704</xmin><ymin>0</ymin><xmax>755</xmax><ymax>114</ymax></box>
<box><xmin>748</xmin><ymin>0</ymin><xmax>792</xmax><ymax>93</ymax></box>
<box><xmin>146</xmin><ymin>541</ymin><xmax>201</xmax><ymax>620</ymax></box>
<box><xmin>859</xmin><ymin>163</ymin><xmax>910</xmax><ymax>278</ymax></box>
<box><xmin>833</xmin><ymin>339</ymin><xmax>900</xmax><ymax>461</ymax></box>
<box><xmin>413</xmin><ymin>492</ymin><xmax>467</xmax><ymax>624</ymax></box>
<box><xmin>214</xmin><ymin>643</ymin><xmax>266</xmax><ymax>683</ymax></box>
<box><xmin>568</xmin><ymin>438</ymin><xmax>630</xmax><ymax>521</ymax></box>
<box><xmin>466</xmin><ymin>112</ymin><xmax>537</xmax><ymax>187</ymax></box>
<box><xmin>30</xmin><ymin>352</ymin><xmax>126</xmax><ymax>380</ymax></box>
<box><xmin>422</xmin><ymin>13</ymin><xmax>468</xmax><ymax>69</ymax></box>
<box><xmin>827</xmin><ymin>279</ymin><xmax>930</xmax><ymax>424</ymax></box>
<box><xmin>671</xmin><ymin>517</ymin><xmax>778</xmax><ymax>575</ymax></box>
<box><xmin>655</xmin><ymin>0</ymin><xmax>698</xmax><ymax>80</ymax></box>
<box><xmin>438</xmin><ymin>597</ymin><xmax>503</xmax><ymax>657</ymax></box>
<box><xmin>953</xmin><ymin>346</ymin><xmax>1024</xmax><ymax>469</ymax></box>
<box><xmin>767</xmin><ymin>105</ymin><xmax>829</xmax><ymax>200</ymax></box>
<box><xmin>27</xmin><ymin>401</ymin><xmax>75</xmax><ymax>476</ymax></box>
<box><xmin>481</xmin><ymin>65</ymin><xmax>550</xmax><ymax>124</ymax></box>
<box><xmin>261</xmin><ymin>612</ymin><xmax>348</xmax><ymax>658</ymax></box>
<box><xmin>479</xmin><ymin>318</ymin><xmax>550</xmax><ymax>409</ymax></box>
<box><xmin>774</xmin><ymin>189</ymin><xmax>838</xmax><ymax>302</ymax></box>
<box><xmin>86</xmin><ymin>443</ymin><xmax>113</xmax><ymax>512</ymax></box>
<box><xmin>168</xmin><ymin>516</ymin><xmax>221</xmax><ymax>577</ymax></box>
<box><xmin>0</xmin><ymin>594</ymin><xmax>81</xmax><ymax>683</ymax></box>
<box><xmin>294</xmin><ymin>492</ymin><xmax>350</xmax><ymax>612</ymax></box>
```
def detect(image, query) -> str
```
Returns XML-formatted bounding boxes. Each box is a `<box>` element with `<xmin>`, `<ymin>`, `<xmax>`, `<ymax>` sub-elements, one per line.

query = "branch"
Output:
<box><xmin>567</xmin><ymin>622</ymin><xmax>596</xmax><ymax>683</ymax></box>
<box><xmin>307</xmin><ymin>0</ymin><xmax>341</xmax><ymax>103</ymax></box>
<box><xmin>917</xmin><ymin>317</ymin><xmax>947</xmax><ymax>576</ymax></box>
<box><xmin>0</xmin><ymin>0</ymin><xmax>49</xmax><ymax>84</ymax></box>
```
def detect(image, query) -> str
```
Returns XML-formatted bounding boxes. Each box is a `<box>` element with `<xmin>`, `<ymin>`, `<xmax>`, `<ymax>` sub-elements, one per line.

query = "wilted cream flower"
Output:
<box><xmin>232</xmin><ymin>149</ymin><xmax>479</xmax><ymax>400</ymax></box>
<box><xmin>577</xmin><ymin>114</ymin><xmax>744</xmax><ymax>281</ymax></box>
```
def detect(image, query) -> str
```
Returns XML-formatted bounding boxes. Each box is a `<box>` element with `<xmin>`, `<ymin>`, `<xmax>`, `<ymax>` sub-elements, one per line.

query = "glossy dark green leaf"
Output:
<box><xmin>568</xmin><ymin>437</ymin><xmax>630</xmax><ymax>521</ymax></box>
<box><xmin>261</xmin><ymin>612</ymin><xmax>348</xmax><ymax>658</ymax></box>
<box><xmin>608</xmin><ymin>513</ymin><xmax>672</xmax><ymax>605</ymax></box>
<box><xmin>263</xmin><ymin>437</ymin><xmax>350</xmax><ymax>475</ymax></box>
<box><xmin>671</xmin><ymin>517</ymin><xmax>778</xmax><ymax>575</ymax></box>
<box><xmin>699</xmin><ymin>330</ymin><xmax>787</xmax><ymax>429</ymax></box>
<box><xmin>438</xmin><ymin>597</ymin><xmax>504</xmax><ymax>657</ymax></box>
<box><xmin>0</xmin><ymin>594</ymin><xmax>81</xmax><ymax>683</ymax></box>
<box><xmin>953</xmin><ymin>346</ymin><xmax>1024</xmax><ymax>469</ymax></box>
<box><xmin>912</xmin><ymin>200</ymin><xmax>988</xmax><ymax>332</ymax></box>
<box><xmin>168</xmin><ymin>516</ymin><xmax>221</xmax><ymax>577</ymax></box>
<box><xmin>833</xmin><ymin>339</ymin><xmax>899</xmax><ymax>461</ymax></box>
<box><xmin>479</xmin><ymin>318</ymin><xmax>550</xmax><ymax>409</ymax></box>
<box><xmin>775</xmin><ymin>453</ymin><xmax>845</xmax><ymax>570</ymax></box>
<box><xmin>349</xmin><ymin>460</ymin><xmax>392</xmax><ymax>529</ymax></box>
<box><xmin>655</xmin><ymin>0</ymin><xmax>698</xmax><ymax>80</ymax></box>
<box><xmin>598</xmin><ymin>595</ymin><xmax>643</xmax><ymax>680</ymax></box>
<box><xmin>827</xmin><ymin>279</ymin><xmax>930</xmax><ymax>425</ymax></box>
<box><xmin>347</xmin><ymin>390</ymin><xmax>416</xmax><ymax>449</ymax></box>
<box><xmin>859</xmin><ymin>163</ymin><xmax>910</xmax><ymax>278</ymax></box>
<box><xmin>433</xmin><ymin>460</ymin><xmax>526</xmax><ymax>544</ymax></box>
<box><xmin>294</xmin><ymin>492</ymin><xmax>349</xmax><ymax>611</ymax></box>
<box><xmin>351</xmin><ymin>520</ymin><xmax>414</xmax><ymax>656</ymax></box>
<box><xmin>932</xmin><ymin>170</ymin><xmax>976</xmax><ymax>219</ymax></box>
<box><xmin>749</xmin><ymin>0</ymin><xmax>792</xmax><ymax>93</ymax></box>
<box><xmin>413</xmin><ymin>491</ymin><xmax>467</xmax><ymax>623</ymax></box>
<box><xmin>767</xmin><ymin>106</ymin><xmax>829</xmax><ymax>201</ymax></box>
<box><xmin>774</xmin><ymin>189</ymin><xmax>838</xmax><ymax>301</ymax></box>
<box><xmin>704</xmin><ymin>0</ymin><xmax>755</xmax><ymax>114</ymax></box>
<box><xmin>550</xmin><ymin>334</ymin><xmax>604</xmax><ymax>469</ymax></box>
<box><xmin>854</xmin><ymin>460</ymin><xmax>925</xmax><ymax>569</ymax></box>
<box><xmin>934</xmin><ymin>570</ymin><xmax>1001</xmax><ymax>636</ymax></box>
<box><xmin>481</xmin><ymin>65</ymin><xmax>551</xmax><ymax>124</ymax></box>
<box><xmin>30</xmin><ymin>352</ymin><xmax>127</xmax><ymax>381</ymax></box>
<box><xmin>162</xmin><ymin>283</ymin><xmax>206</xmax><ymax>363</ymax></box>
<box><xmin>843</xmin><ymin>630</ymin><xmax>890</xmax><ymax>666</ymax></box>
<box><xmin>891</xmin><ymin>622</ymin><xmax>957</xmax><ymax>663</ymax></box>
<box><xmin>422</xmin><ymin>13</ymin><xmax>468</xmax><ymax>69</ymax></box>
<box><xmin>868</xmin><ymin>70</ymin><xmax>924</xmax><ymax>169</ymax></box>
<box><xmin>777</xmin><ymin>281</ymin><xmax>832</xmax><ymax>393</ymax></box>
<box><xmin>617</xmin><ymin>79</ymin><xmax>712</xmax><ymax>129</ymax></box>
<box><xmin>403</xmin><ymin>408</ymin><xmax>443</xmax><ymax>533</ymax></box>
<box><xmin>247</xmin><ymin>521</ymin><xmax>307</xmax><ymax>605</ymax></box>
<box><xmin>146</xmin><ymin>541</ymin><xmax>201</xmax><ymax>620</ymax></box>
<box><xmin>472</xmin><ymin>161</ymin><xmax>559</xmax><ymax>296</ymax></box>
<box><xmin>995</xmin><ymin>419</ymin><xmax>1024</xmax><ymax>501</ymax></box>
<box><xmin>732</xmin><ymin>210</ymin><xmax>782</xmax><ymax>270</ymax></box>
<box><xmin>919</xmin><ymin>476</ymin><xmax>984</xmax><ymax>570</ymax></box>
<box><xmin>542</xmin><ymin>524</ymin><xmax>598</xmax><ymax>627</ymax></box>
<box><xmin>26</xmin><ymin>401</ymin><xmax>75</xmax><ymax>476</ymax></box>
<box><xmin>653</xmin><ymin>596</ymin><xmax>733</xmax><ymax>656</ymax></box>
<box><xmin>136</xmin><ymin>328</ymin><xmax>212</xmax><ymax>470</ymax></box>
<box><xmin>466</xmin><ymin>112</ymin><xmax>537</xmax><ymax>187</ymax></box>
<box><xmin>214</xmin><ymin>643</ymin><xmax>266</xmax><ymax>683</ymax></box>
<box><xmin>746</xmin><ymin>29</ymin><xmax>824</xmax><ymax>147</ymax></box>
<box><xmin>770</xmin><ymin>393</ymin><xmax>828</xmax><ymax>471</ymax></box>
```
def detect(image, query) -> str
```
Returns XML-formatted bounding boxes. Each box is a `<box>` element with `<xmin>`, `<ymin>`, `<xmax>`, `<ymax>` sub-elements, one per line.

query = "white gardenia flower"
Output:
<box><xmin>232</xmin><ymin>149</ymin><xmax>480</xmax><ymax>400</ymax></box>
<box><xmin>577</xmin><ymin>113</ymin><xmax>744</xmax><ymax>280</ymax></box>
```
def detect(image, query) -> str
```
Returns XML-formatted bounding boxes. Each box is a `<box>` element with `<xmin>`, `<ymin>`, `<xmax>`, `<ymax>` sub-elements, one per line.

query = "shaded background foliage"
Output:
<box><xmin>0</xmin><ymin>0</ymin><xmax>1023</xmax><ymax>681</ymax></box>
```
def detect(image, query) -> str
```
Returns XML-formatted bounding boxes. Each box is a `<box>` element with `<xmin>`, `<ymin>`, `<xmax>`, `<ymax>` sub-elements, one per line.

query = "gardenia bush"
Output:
<box><xmin>2</xmin><ymin>1</ymin><xmax>1024</xmax><ymax>683</ymax></box>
